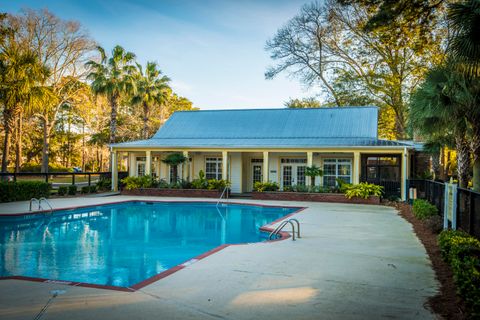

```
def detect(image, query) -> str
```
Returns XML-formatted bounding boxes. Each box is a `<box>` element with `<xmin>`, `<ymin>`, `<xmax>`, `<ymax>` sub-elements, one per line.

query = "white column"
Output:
<box><xmin>401</xmin><ymin>148</ymin><xmax>408</xmax><ymax>201</ymax></box>
<box><xmin>307</xmin><ymin>151</ymin><xmax>313</xmax><ymax>186</ymax></box>
<box><xmin>111</xmin><ymin>150</ymin><xmax>118</xmax><ymax>191</ymax></box>
<box><xmin>145</xmin><ymin>150</ymin><xmax>152</xmax><ymax>176</ymax></box>
<box><xmin>222</xmin><ymin>151</ymin><xmax>228</xmax><ymax>181</ymax></box>
<box><xmin>128</xmin><ymin>152</ymin><xmax>135</xmax><ymax>176</ymax></box>
<box><xmin>262</xmin><ymin>151</ymin><xmax>269</xmax><ymax>183</ymax></box>
<box><xmin>183</xmin><ymin>151</ymin><xmax>189</xmax><ymax>181</ymax></box>
<box><xmin>353</xmin><ymin>151</ymin><xmax>360</xmax><ymax>184</ymax></box>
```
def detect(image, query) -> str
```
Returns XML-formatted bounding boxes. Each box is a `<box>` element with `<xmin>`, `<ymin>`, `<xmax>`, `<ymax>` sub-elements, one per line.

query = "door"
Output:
<box><xmin>281</xmin><ymin>164</ymin><xmax>306</xmax><ymax>189</ymax></box>
<box><xmin>252</xmin><ymin>164</ymin><xmax>263</xmax><ymax>189</ymax></box>
<box><xmin>137</xmin><ymin>161</ymin><xmax>146</xmax><ymax>176</ymax></box>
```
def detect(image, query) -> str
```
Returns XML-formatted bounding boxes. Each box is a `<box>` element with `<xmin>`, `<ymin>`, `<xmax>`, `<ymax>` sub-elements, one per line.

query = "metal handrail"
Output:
<box><xmin>38</xmin><ymin>197</ymin><xmax>53</xmax><ymax>213</ymax></box>
<box><xmin>289</xmin><ymin>218</ymin><xmax>301</xmax><ymax>238</ymax></box>
<box><xmin>216</xmin><ymin>186</ymin><xmax>229</xmax><ymax>207</ymax></box>
<box><xmin>269</xmin><ymin>220</ymin><xmax>297</xmax><ymax>241</ymax></box>
<box><xmin>29</xmin><ymin>198</ymin><xmax>39</xmax><ymax>211</ymax></box>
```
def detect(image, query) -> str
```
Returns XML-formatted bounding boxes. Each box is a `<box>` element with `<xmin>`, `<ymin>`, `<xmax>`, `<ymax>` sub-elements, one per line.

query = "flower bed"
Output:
<box><xmin>251</xmin><ymin>191</ymin><xmax>380</xmax><ymax>204</ymax></box>
<box><xmin>122</xmin><ymin>188</ymin><xmax>223</xmax><ymax>198</ymax></box>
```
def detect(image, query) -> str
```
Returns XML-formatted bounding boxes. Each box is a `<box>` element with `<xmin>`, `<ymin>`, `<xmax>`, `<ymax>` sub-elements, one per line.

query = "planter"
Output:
<box><xmin>121</xmin><ymin>188</ymin><xmax>224</xmax><ymax>198</ymax></box>
<box><xmin>251</xmin><ymin>191</ymin><xmax>380</xmax><ymax>205</ymax></box>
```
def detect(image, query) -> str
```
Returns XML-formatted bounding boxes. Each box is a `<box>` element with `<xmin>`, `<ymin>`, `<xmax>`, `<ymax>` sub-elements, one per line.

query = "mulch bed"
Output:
<box><xmin>387</xmin><ymin>201</ymin><xmax>466</xmax><ymax>319</ymax></box>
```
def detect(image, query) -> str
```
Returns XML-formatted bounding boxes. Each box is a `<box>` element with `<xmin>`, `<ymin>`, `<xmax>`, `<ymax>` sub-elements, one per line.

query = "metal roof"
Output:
<box><xmin>113</xmin><ymin>107</ymin><xmax>412</xmax><ymax>149</ymax></box>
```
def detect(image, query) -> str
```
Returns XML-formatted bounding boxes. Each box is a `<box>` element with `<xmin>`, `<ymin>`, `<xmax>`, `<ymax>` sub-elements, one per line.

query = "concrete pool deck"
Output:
<box><xmin>0</xmin><ymin>196</ymin><xmax>439</xmax><ymax>319</ymax></box>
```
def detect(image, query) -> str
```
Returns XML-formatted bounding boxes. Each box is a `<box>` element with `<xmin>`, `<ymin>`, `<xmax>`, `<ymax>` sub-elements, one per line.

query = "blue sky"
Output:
<box><xmin>3</xmin><ymin>0</ymin><xmax>318</xmax><ymax>110</ymax></box>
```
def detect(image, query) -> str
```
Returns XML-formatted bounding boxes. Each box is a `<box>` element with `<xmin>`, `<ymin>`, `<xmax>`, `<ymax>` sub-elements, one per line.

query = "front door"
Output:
<box><xmin>281</xmin><ymin>164</ymin><xmax>306</xmax><ymax>189</ymax></box>
<box><xmin>252</xmin><ymin>163</ymin><xmax>263</xmax><ymax>189</ymax></box>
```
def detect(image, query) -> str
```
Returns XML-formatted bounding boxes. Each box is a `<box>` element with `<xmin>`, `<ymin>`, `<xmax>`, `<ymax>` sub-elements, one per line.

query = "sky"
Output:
<box><xmin>2</xmin><ymin>0</ymin><xmax>319</xmax><ymax>110</ymax></box>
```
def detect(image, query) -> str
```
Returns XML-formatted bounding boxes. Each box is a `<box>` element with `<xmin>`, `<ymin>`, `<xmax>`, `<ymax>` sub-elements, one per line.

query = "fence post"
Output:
<box><xmin>45</xmin><ymin>173</ymin><xmax>48</xmax><ymax>183</ymax></box>
<box><xmin>72</xmin><ymin>173</ymin><xmax>75</xmax><ymax>186</ymax></box>
<box><xmin>444</xmin><ymin>183</ymin><xmax>449</xmax><ymax>229</ymax></box>
<box><xmin>88</xmin><ymin>174</ymin><xmax>91</xmax><ymax>187</ymax></box>
<box><xmin>13</xmin><ymin>172</ymin><xmax>17</xmax><ymax>182</ymax></box>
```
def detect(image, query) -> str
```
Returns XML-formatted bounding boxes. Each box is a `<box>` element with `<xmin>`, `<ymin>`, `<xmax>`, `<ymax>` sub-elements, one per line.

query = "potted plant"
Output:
<box><xmin>305</xmin><ymin>165</ymin><xmax>323</xmax><ymax>188</ymax></box>
<box><xmin>162</xmin><ymin>153</ymin><xmax>187</xmax><ymax>182</ymax></box>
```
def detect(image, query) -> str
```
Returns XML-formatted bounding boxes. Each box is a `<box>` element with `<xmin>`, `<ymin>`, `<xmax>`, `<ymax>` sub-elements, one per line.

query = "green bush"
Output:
<box><xmin>253</xmin><ymin>181</ymin><xmax>279</xmax><ymax>192</ymax></box>
<box><xmin>191</xmin><ymin>170</ymin><xmax>208</xmax><ymax>189</ymax></box>
<box><xmin>96</xmin><ymin>178</ymin><xmax>111</xmax><ymax>191</ymax></box>
<box><xmin>207</xmin><ymin>179</ymin><xmax>229</xmax><ymax>191</ymax></box>
<box><xmin>413</xmin><ymin>199</ymin><xmax>438</xmax><ymax>220</ymax></box>
<box><xmin>0</xmin><ymin>181</ymin><xmax>51</xmax><ymax>202</ymax></box>
<box><xmin>68</xmin><ymin>185</ymin><xmax>77</xmax><ymax>195</ymax></box>
<box><xmin>121</xmin><ymin>175</ymin><xmax>156</xmax><ymax>190</ymax></box>
<box><xmin>89</xmin><ymin>185</ymin><xmax>98</xmax><ymax>193</ymax></box>
<box><xmin>293</xmin><ymin>184</ymin><xmax>309</xmax><ymax>192</ymax></box>
<box><xmin>438</xmin><ymin>230</ymin><xmax>480</xmax><ymax>315</ymax></box>
<box><xmin>57</xmin><ymin>186</ymin><xmax>68</xmax><ymax>196</ymax></box>
<box><xmin>344</xmin><ymin>182</ymin><xmax>383</xmax><ymax>199</ymax></box>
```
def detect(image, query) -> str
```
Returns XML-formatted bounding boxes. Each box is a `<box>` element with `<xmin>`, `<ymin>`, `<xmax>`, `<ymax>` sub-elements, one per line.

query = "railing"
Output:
<box><xmin>407</xmin><ymin>179</ymin><xmax>479</xmax><ymax>239</ymax></box>
<box><xmin>0</xmin><ymin>171</ymin><xmax>128</xmax><ymax>188</ymax></box>
<box><xmin>216</xmin><ymin>186</ymin><xmax>229</xmax><ymax>207</ymax></box>
<box><xmin>269</xmin><ymin>219</ymin><xmax>301</xmax><ymax>241</ymax></box>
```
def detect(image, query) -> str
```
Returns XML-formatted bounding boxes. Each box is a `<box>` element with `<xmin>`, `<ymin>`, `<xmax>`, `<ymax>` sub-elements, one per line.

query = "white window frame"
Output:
<box><xmin>205</xmin><ymin>157</ymin><xmax>222</xmax><ymax>180</ymax></box>
<box><xmin>323</xmin><ymin>158</ymin><xmax>352</xmax><ymax>187</ymax></box>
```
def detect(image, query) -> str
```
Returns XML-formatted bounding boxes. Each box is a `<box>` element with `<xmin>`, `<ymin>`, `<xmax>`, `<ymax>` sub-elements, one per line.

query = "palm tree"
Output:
<box><xmin>410</xmin><ymin>65</ymin><xmax>471</xmax><ymax>188</ymax></box>
<box><xmin>131</xmin><ymin>62</ymin><xmax>170</xmax><ymax>139</ymax></box>
<box><xmin>162</xmin><ymin>153</ymin><xmax>187</xmax><ymax>183</ymax></box>
<box><xmin>0</xmin><ymin>37</ymin><xmax>50</xmax><ymax>173</ymax></box>
<box><xmin>85</xmin><ymin>45</ymin><xmax>137</xmax><ymax>146</ymax></box>
<box><xmin>305</xmin><ymin>165</ymin><xmax>323</xmax><ymax>187</ymax></box>
<box><xmin>448</xmin><ymin>0</ymin><xmax>480</xmax><ymax>77</ymax></box>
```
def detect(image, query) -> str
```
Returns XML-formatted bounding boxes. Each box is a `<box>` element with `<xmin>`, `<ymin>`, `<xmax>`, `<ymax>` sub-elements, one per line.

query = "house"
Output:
<box><xmin>111</xmin><ymin>107</ymin><xmax>424</xmax><ymax>200</ymax></box>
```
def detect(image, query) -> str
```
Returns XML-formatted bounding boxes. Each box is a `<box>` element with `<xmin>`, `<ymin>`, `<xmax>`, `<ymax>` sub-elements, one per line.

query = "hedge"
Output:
<box><xmin>438</xmin><ymin>230</ymin><xmax>480</xmax><ymax>316</ymax></box>
<box><xmin>0</xmin><ymin>181</ymin><xmax>51</xmax><ymax>202</ymax></box>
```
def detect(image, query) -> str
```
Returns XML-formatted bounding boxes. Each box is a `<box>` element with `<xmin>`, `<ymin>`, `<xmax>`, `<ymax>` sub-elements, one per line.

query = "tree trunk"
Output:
<box><xmin>1</xmin><ymin>124</ymin><xmax>11</xmax><ymax>174</ymax></box>
<box><xmin>41</xmin><ymin>115</ymin><xmax>50</xmax><ymax>173</ymax></box>
<box><xmin>470</xmin><ymin>120</ymin><xmax>480</xmax><ymax>191</ymax></box>
<box><xmin>15</xmin><ymin>113</ymin><xmax>23</xmax><ymax>173</ymax></box>
<box><xmin>109</xmin><ymin>95</ymin><xmax>118</xmax><ymax>145</ymax></box>
<box><xmin>142</xmin><ymin>101</ymin><xmax>149</xmax><ymax>139</ymax></box>
<box><xmin>431</xmin><ymin>152</ymin><xmax>440</xmax><ymax>180</ymax></box>
<box><xmin>439</xmin><ymin>148</ymin><xmax>446</xmax><ymax>181</ymax></box>
<box><xmin>455</xmin><ymin>135</ymin><xmax>470</xmax><ymax>188</ymax></box>
<box><xmin>172</xmin><ymin>165</ymin><xmax>178</xmax><ymax>182</ymax></box>
<box><xmin>82</xmin><ymin>122</ymin><xmax>85</xmax><ymax>171</ymax></box>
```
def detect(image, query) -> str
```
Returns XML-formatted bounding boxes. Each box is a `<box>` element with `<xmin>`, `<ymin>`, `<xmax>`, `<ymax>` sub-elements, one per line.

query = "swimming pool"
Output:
<box><xmin>0</xmin><ymin>201</ymin><xmax>299</xmax><ymax>289</ymax></box>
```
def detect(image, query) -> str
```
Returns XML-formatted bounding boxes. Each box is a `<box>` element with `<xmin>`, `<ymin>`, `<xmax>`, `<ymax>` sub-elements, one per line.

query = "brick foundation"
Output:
<box><xmin>121</xmin><ymin>188</ymin><xmax>223</xmax><ymax>198</ymax></box>
<box><xmin>251</xmin><ymin>191</ymin><xmax>380</xmax><ymax>205</ymax></box>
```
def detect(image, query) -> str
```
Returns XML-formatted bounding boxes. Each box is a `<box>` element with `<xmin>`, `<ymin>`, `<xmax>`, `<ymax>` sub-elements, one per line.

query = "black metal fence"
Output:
<box><xmin>407</xmin><ymin>179</ymin><xmax>480</xmax><ymax>239</ymax></box>
<box><xmin>0</xmin><ymin>171</ymin><xmax>128</xmax><ymax>189</ymax></box>
<box><xmin>360</xmin><ymin>177</ymin><xmax>401</xmax><ymax>199</ymax></box>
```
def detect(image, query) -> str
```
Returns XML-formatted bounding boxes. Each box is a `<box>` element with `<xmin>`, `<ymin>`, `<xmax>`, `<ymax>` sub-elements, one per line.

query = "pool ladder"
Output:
<box><xmin>269</xmin><ymin>218</ymin><xmax>301</xmax><ymax>241</ymax></box>
<box><xmin>216</xmin><ymin>186</ymin><xmax>229</xmax><ymax>207</ymax></box>
<box><xmin>29</xmin><ymin>197</ymin><xmax>53</xmax><ymax>213</ymax></box>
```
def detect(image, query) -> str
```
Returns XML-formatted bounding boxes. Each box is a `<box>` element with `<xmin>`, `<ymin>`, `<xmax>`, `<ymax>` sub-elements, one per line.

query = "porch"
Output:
<box><xmin>111</xmin><ymin>148</ymin><xmax>409</xmax><ymax>200</ymax></box>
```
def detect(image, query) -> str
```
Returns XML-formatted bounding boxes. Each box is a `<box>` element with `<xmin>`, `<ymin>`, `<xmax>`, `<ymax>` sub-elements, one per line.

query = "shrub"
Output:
<box><xmin>293</xmin><ymin>184</ymin><xmax>309</xmax><ymax>192</ymax></box>
<box><xmin>96</xmin><ymin>178</ymin><xmax>111</xmax><ymax>191</ymax></box>
<box><xmin>81</xmin><ymin>186</ymin><xmax>90</xmax><ymax>194</ymax></box>
<box><xmin>57</xmin><ymin>186</ymin><xmax>68</xmax><ymax>196</ymax></box>
<box><xmin>344</xmin><ymin>182</ymin><xmax>383</xmax><ymax>199</ymax></box>
<box><xmin>89</xmin><ymin>185</ymin><xmax>98</xmax><ymax>193</ymax></box>
<box><xmin>253</xmin><ymin>181</ymin><xmax>279</xmax><ymax>192</ymax></box>
<box><xmin>0</xmin><ymin>181</ymin><xmax>51</xmax><ymax>202</ymax></box>
<box><xmin>336</xmin><ymin>178</ymin><xmax>352</xmax><ymax>193</ymax></box>
<box><xmin>438</xmin><ymin>230</ymin><xmax>480</xmax><ymax>315</ymax></box>
<box><xmin>68</xmin><ymin>185</ymin><xmax>77</xmax><ymax>195</ymax></box>
<box><xmin>121</xmin><ymin>175</ymin><xmax>156</xmax><ymax>190</ymax></box>
<box><xmin>191</xmin><ymin>170</ymin><xmax>208</xmax><ymax>189</ymax></box>
<box><xmin>20</xmin><ymin>162</ymin><xmax>71</xmax><ymax>173</ymax></box>
<box><xmin>413</xmin><ymin>199</ymin><xmax>438</xmax><ymax>220</ymax></box>
<box><xmin>207</xmin><ymin>179</ymin><xmax>229</xmax><ymax>191</ymax></box>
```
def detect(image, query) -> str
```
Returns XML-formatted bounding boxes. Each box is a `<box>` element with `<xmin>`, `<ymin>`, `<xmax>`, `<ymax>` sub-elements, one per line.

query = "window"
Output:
<box><xmin>281</xmin><ymin>158</ymin><xmax>307</xmax><ymax>163</ymax></box>
<box><xmin>136</xmin><ymin>157</ymin><xmax>146</xmax><ymax>176</ymax></box>
<box><xmin>205</xmin><ymin>157</ymin><xmax>222</xmax><ymax>180</ymax></box>
<box><xmin>323</xmin><ymin>158</ymin><xmax>352</xmax><ymax>187</ymax></box>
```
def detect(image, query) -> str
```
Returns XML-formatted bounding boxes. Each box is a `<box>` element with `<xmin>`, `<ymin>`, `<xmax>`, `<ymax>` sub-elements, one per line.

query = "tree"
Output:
<box><xmin>284</xmin><ymin>97</ymin><xmax>321</xmax><ymax>108</ymax></box>
<box><xmin>410</xmin><ymin>65</ymin><xmax>471</xmax><ymax>188</ymax></box>
<box><xmin>131</xmin><ymin>61</ymin><xmax>170</xmax><ymax>139</ymax></box>
<box><xmin>305</xmin><ymin>165</ymin><xmax>323</xmax><ymax>187</ymax></box>
<box><xmin>7</xmin><ymin>9</ymin><xmax>95</xmax><ymax>173</ymax></box>
<box><xmin>86</xmin><ymin>45</ymin><xmax>137</xmax><ymax>149</ymax></box>
<box><xmin>0</xmin><ymin>25</ymin><xmax>50</xmax><ymax>173</ymax></box>
<box><xmin>266</xmin><ymin>1</ymin><xmax>444</xmax><ymax>139</ymax></box>
<box><xmin>162</xmin><ymin>153</ymin><xmax>187</xmax><ymax>182</ymax></box>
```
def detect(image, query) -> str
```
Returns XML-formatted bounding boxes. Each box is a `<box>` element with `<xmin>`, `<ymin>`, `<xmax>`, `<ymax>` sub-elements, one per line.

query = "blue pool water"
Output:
<box><xmin>0</xmin><ymin>201</ymin><xmax>297</xmax><ymax>287</ymax></box>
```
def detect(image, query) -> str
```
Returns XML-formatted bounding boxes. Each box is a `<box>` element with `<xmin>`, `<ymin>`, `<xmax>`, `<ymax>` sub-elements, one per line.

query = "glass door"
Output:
<box><xmin>296</xmin><ymin>166</ymin><xmax>306</xmax><ymax>186</ymax></box>
<box><xmin>252</xmin><ymin>164</ymin><xmax>263</xmax><ymax>188</ymax></box>
<box><xmin>282</xmin><ymin>165</ymin><xmax>293</xmax><ymax>189</ymax></box>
